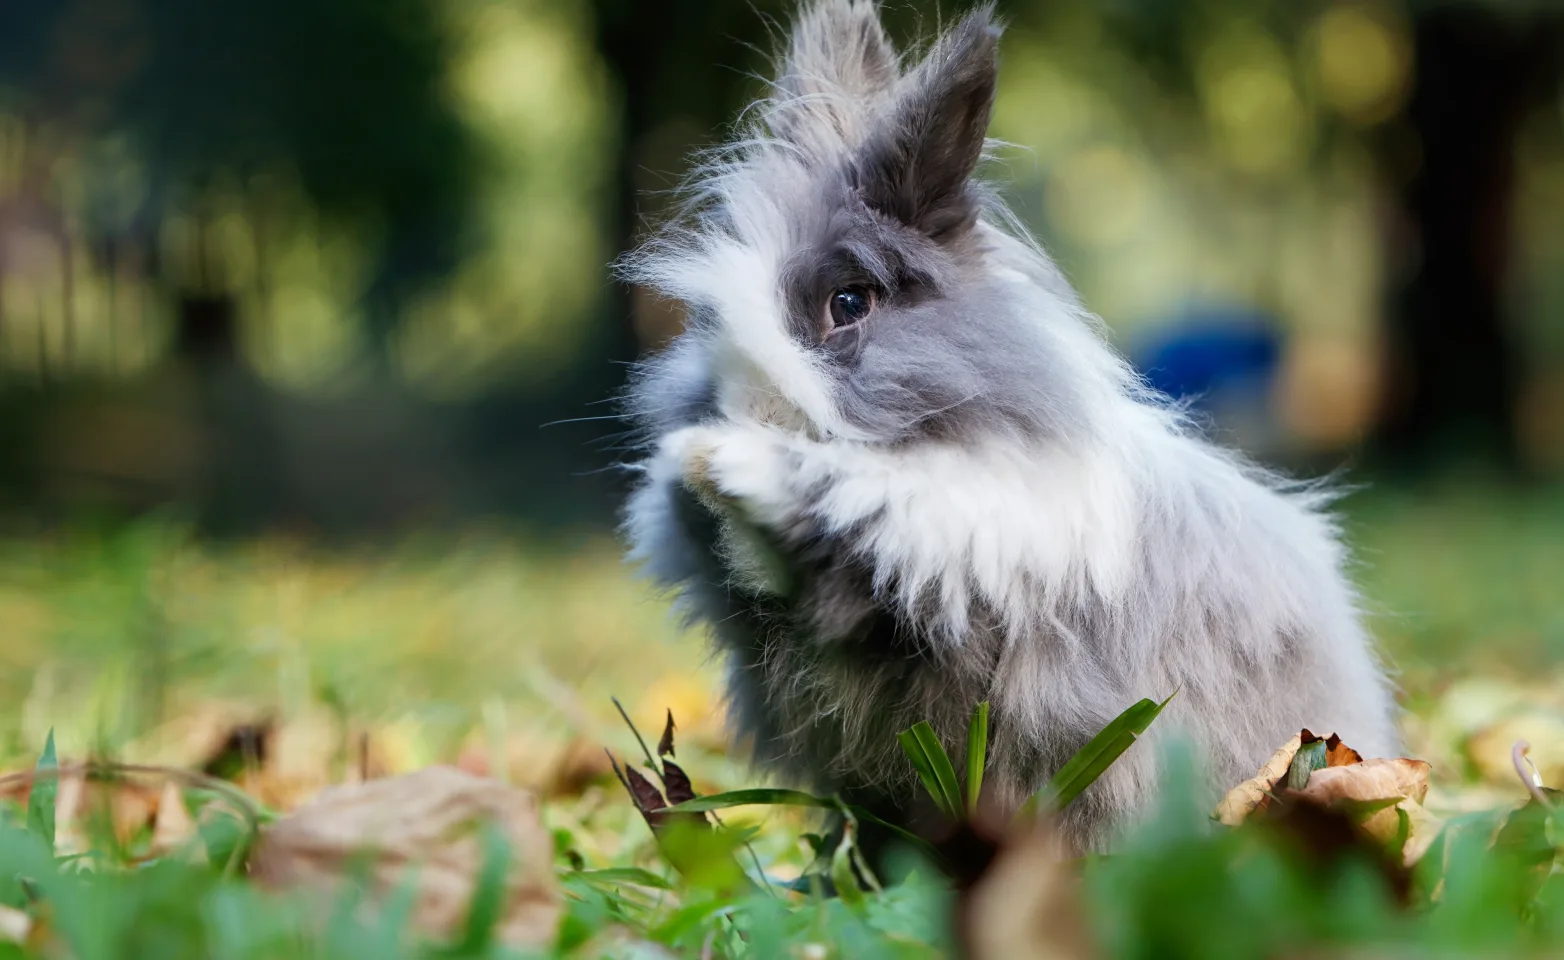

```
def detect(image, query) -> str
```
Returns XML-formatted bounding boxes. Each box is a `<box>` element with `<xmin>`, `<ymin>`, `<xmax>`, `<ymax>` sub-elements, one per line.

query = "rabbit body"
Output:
<box><xmin>620</xmin><ymin>0</ymin><xmax>1399</xmax><ymax>852</ymax></box>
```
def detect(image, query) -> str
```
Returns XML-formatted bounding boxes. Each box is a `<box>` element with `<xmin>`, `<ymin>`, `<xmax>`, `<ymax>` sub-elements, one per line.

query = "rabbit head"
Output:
<box><xmin>623</xmin><ymin>0</ymin><xmax>1139</xmax><ymax>452</ymax></box>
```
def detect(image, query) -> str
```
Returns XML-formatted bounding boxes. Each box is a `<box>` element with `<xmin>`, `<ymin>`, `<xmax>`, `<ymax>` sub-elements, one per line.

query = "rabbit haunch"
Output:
<box><xmin>618</xmin><ymin>0</ymin><xmax>1399</xmax><ymax>852</ymax></box>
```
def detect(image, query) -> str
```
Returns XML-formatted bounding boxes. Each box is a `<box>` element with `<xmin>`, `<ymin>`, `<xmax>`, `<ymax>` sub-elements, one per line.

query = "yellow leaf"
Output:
<box><xmin>1215</xmin><ymin>734</ymin><xmax>1301</xmax><ymax>826</ymax></box>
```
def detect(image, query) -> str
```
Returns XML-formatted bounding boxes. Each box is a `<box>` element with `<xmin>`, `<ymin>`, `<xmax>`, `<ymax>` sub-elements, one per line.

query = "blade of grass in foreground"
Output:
<box><xmin>898</xmin><ymin>722</ymin><xmax>963</xmax><ymax>819</ymax></box>
<box><xmin>966</xmin><ymin>702</ymin><xmax>990</xmax><ymax>817</ymax></box>
<box><xmin>897</xmin><ymin>728</ymin><xmax>947</xmax><ymax>817</ymax></box>
<box><xmin>662</xmin><ymin>789</ymin><xmax>937</xmax><ymax>859</ymax></box>
<box><xmin>1032</xmin><ymin>692</ymin><xmax>1176</xmax><ymax>813</ymax></box>
<box><xmin>26</xmin><ymin>729</ymin><xmax>57</xmax><ymax>854</ymax></box>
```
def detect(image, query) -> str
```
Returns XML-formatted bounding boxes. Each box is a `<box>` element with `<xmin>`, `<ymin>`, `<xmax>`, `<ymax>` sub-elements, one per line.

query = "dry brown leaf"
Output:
<box><xmin>250</xmin><ymin>765</ymin><xmax>560</xmax><ymax>949</ymax></box>
<box><xmin>1398</xmin><ymin>798</ymin><xmax>1444</xmax><ymax>868</ymax></box>
<box><xmin>149</xmin><ymin>780</ymin><xmax>201</xmax><ymax>860</ymax></box>
<box><xmin>543</xmin><ymin>739</ymin><xmax>616</xmax><ymax>798</ymax></box>
<box><xmin>53</xmin><ymin>772</ymin><xmax>160</xmax><ymax>856</ymax></box>
<box><xmin>124</xmin><ymin>700</ymin><xmax>269</xmax><ymax>770</ymax></box>
<box><xmin>1289</xmin><ymin>758</ymin><xmax>1432</xmax><ymax>845</ymax></box>
<box><xmin>1301</xmin><ymin>729</ymin><xmax>1364</xmax><ymax>768</ymax></box>
<box><xmin>963</xmin><ymin>821</ymin><xmax>1092</xmax><ymax>960</ymax></box>
<box><xmin>1215</xmin><ymin>734</ymin><xmax>1302</xmax><ymax>826</ymax></box>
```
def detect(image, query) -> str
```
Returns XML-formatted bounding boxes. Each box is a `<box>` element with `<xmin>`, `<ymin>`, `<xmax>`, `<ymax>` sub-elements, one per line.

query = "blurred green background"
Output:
<box><xmin>0</xmin><ymin>0</ymin><xmax>1561</xmax><ymax>806</ymax></box>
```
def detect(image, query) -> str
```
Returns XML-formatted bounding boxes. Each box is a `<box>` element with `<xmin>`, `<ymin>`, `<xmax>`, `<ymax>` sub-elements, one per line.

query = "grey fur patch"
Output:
<box><xmin>851</xmin><ymin>6</ymin><xmax>1001</xmax><ymax>240</ymax></box>
<box><xmin>830</xmin><ymin>281</ymin><xmax>1096</xmax><ymax>443</ymax></box>
<box><xmin>771</xmin><ymin>0</ymin><xmax>902</xmax><ymax>158</ymax></box>
<box><xmin>621</xmin><ymin>306</ymin><xmax>719</xmax><ymax>440</ymax></box>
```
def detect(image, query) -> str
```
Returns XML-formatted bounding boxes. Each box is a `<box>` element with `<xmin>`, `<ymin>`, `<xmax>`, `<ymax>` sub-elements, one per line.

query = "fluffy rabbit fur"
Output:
<box><xmin>619</xmin><ymin>0</ymin><xmax>1399</xmax><ymax>853</ymax></box>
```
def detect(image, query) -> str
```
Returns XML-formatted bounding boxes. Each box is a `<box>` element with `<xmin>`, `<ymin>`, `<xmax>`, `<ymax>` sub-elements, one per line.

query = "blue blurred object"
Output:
<box><xmin>1132</xmin><ymin>305</ymin><xmax>1282</xmax><ymax>408</ymax></box>
<box><xmin>1130</xmin><ymin>305</ymin><xmax>1287</xmax><ymax>455</ymax></box>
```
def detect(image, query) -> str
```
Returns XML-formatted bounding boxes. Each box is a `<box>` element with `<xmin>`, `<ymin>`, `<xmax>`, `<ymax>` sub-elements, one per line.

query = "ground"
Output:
<box><xmin>2</xmin><ymin>479</ymin><xmax>1563</xmax><ymax>955</ymax></box>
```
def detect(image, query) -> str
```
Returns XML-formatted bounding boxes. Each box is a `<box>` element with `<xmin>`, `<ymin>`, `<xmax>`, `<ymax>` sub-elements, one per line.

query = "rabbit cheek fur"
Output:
<box><xmin>619</xmin><ymin>0</ymin><xmax>1400</xmax><ymax>853</ymax></box>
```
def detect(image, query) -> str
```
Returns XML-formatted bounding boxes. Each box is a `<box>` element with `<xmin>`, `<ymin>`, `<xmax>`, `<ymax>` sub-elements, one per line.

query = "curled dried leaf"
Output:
<box><xmin>250</xmin><ymin>766</ymin><xmax>559</xmax><ymax>948</ymax></box>
<box><xmin>1215</xmin><ymin>735</ymin><xmax>1302</xmax><ymax>826</ymax></box>
<box><xmin>662</xmin><ymin>760</ymin><xmax>697</xmax><ymax>807</ymax></box>
<box><xmin>1302</xmin><ymin>729</ymin><xmax>1364</xmax><ymax>768</ymax></box>
<box><xmin>621</xmin><ymin>765</ymin><xmax>668</xmax><ymax>817</ymax></box>
<box><xmin>1288</xmin><ymin>758</ymin><xmax>1433</xmax><ymax>846</ymax></box>
<box><xmin>963</xmin><ymin>820</ymin><xmax>1091</xmax><ymax>960</ymax></box>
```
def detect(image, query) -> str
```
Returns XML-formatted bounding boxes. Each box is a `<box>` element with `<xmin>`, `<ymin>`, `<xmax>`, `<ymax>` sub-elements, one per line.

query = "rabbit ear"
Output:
<box><xmin>770</xmin><ymin>0</ymin><xmax>900</xmax><ymax>153</ymax></box>
<box><xmin>853</xmin><ymin>6</ymin><xmax>1000</xmax><ymax>241</ymax></box>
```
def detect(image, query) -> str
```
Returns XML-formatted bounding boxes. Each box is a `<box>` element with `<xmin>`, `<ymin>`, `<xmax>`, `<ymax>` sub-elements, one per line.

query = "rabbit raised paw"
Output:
<box><xmin>619</xmin><ymin>0</ymin><xmax>1400</xmax><ymax>855</ymax></box>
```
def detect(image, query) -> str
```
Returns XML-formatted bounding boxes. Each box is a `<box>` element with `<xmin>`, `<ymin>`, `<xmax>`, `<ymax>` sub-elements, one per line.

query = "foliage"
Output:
<box><xmin>0</xmin><ymin>0</ymin><xmax>480</xmax><ymax>342</ymax></box>
<box><xmin>7</xmin><ymin>727</ymin><xmax>1564</xmax><ymax>959</ymax></box>
<box><xmin>0</xmin><ymin>497</ymin><xmax>1562</xmax><ymax>956</ymax></box>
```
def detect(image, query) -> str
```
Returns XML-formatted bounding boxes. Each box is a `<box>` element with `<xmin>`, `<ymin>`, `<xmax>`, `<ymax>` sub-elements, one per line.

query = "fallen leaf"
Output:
<box><xmin>1215</xmin><ymin>731</ymin><xmax>1378</xmax><ymax>827</ymax></box>
<box><xmin>50</xmin><ymin>770</ymin><xmax>159</xmax><ymax>856</ymax></box>
<box><xmin>249</xmin><ymin>766</ymin><xmax>560</xmax><ymax>949</ymax></box>
<box><xmin>1215</xmin><ymin>734</ymin><xmax>1301</xmax><ymax>826</ymax></box>
<box><xmin>542</xmin><ymin>739</ymin><xmax>615</xmax><ymax>798</ymax></box>
<box><xmin>1398</xmin><ymin>800</ymin><xmax>1444</xmax><ymax>868</ymax></box>
<box><xmin>124</xmin><ymin>701</ymin><xmax>267</xmax><ymax>770</ymax></box>
<box><xmin>1287</xmin><ymin>758</ymin><xmax>1433</xmax><ymax>846</ymax></box>
<box><xmin>199</xmin><ymin>723</ymin><xmax>273</xmax><ymax>781</ymax></box>
<box><xmin>621</xmin><ymin>765</ymin><xmax>669</xmax><ymax>820</ymax></box>
<box><xmin>1302</xmin><ymin>729</ymin><xmax>1364</xmax><ymax>768</ymax></box>
<box><xmin>963</xmin><ymin>820</ymin><xmax>1091</xmax><ymax>960</ymax></box>
<box><xmin>148</xmin><ymin>780</ymin><xmax>201</xmax><ymax>860</ymax></box>
<box><xmin>1260</xmin><ymin>800</ymin><xmax>1414</xmax><ymax>905</ymax></box>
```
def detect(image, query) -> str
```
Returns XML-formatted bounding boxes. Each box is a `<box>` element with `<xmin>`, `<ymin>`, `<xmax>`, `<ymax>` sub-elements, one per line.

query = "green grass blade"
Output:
<box><xmin>661</xmin><ymin>789</ymin><xmax>936</xmax><ymax>858</ymax></box>
<box><xmin>26</xmin><ymin>729</ymin><xmax>57</xmax><ymax>854</ymax></box>
<box><xmin>454</xmin><ymin>820</ymin><xmax>510</xmax><ymax>952</ymax></box>
<box><xmin>571</xmin><ymin>867</ymin><xmax>676</xmax><ymax>891</ymax></box>
<box><xmin>661</xmin><ymin>788</ymin><xmax>834</xmax><ymax>813</ymax></box>
<box><xmin>830</xmin><ymin>821</ymin><xmax>867</xmax><ymax>911</ymax></box>
<box><xmin>897</xmin><ymin>727</ymin><xmax>955</xmax><ymax>818</ymax></box>
<box><xmin>965</xmin><ymin>701</ymin><xmax>990</xmax><ymax>817</ymax></box>
<box><xmin>912</xmin><ymin>722</ymin><xmax>964</xmax><ymax>819</ymax></box>
<box><xmin>1035</xmin><ymin>693</ymin><xmax>1175</xmax><ymax>812</ymax></box>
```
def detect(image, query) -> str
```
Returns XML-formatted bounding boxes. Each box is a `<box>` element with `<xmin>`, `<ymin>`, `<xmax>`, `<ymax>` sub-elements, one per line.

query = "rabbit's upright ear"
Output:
<box><xmin>854</xmin><ymin>7</ymin><xmax>1000</xmax><ymax>242</ymax></box>
<box><xmin>770</xmin><ymin>0</ymin><xmax>900</xmax><ymax>154</ymax></box>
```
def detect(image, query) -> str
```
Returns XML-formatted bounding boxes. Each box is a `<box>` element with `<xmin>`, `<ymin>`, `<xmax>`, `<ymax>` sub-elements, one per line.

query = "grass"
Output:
<box><xmin>0</xmin><ymin>481</ymin><xmax>1562</xmax><ymax>955</ymax></box>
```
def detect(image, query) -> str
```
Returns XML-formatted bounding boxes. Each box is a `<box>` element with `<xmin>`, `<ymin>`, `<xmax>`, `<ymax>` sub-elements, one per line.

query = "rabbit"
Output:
<box><xmin>617</xmin><ymin>0</ymin><xmax>1400</xmax><ymax>855</ymax></box>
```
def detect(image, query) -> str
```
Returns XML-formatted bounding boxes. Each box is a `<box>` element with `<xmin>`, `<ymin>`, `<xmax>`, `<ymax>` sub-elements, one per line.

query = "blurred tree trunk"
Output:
<box><xmin>1375</xmin><ymin>6</ymin><xmax>1562</xmax><ymax>471</ymax></box>
<box><xmin>170</xmin><ymin>293</ymin><xmax>277</xmax><ymax>534</ymax></box>
<box><xmin>593</xmin><ymin>0</ymin><xmax>790</xmax><ymax>369</ymax></box>
<box><xmin>173</xmin><ymin>294</ymin><xmax>240</xmax><ymax>367</ymax></box>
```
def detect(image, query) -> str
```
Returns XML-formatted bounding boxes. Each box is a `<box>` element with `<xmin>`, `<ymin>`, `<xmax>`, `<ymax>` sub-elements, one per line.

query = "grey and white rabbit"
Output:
<box><xmin>619</xmin><ymin>0</ymin><xmax>1399</xmax><ymax>853</ymax></box>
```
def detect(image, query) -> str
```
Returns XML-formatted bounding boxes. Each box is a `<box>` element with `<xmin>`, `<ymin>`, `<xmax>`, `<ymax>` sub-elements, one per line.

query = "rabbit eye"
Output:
<box><xmin>828</xmin><ymin>286</ymin><xmax>876</xmax><ymax>329</ymax></box>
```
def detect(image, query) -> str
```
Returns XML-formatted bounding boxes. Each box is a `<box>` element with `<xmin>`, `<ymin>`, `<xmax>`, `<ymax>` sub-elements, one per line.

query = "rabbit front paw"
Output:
<box><xmin>662</xmin><ymin>423</ymin><xmax>804</xmax><ymax>530</ymax></box>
